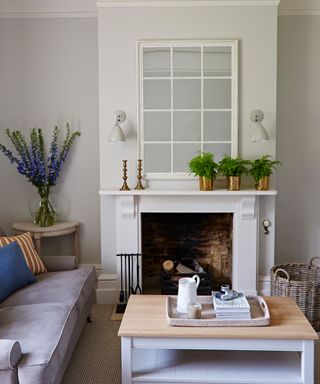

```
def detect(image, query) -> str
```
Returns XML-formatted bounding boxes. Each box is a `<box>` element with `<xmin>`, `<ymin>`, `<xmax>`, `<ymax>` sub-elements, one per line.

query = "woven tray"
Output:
<box><xmin>166</xmin><ymin>295</ymin><xmax>270</xmax><ymax>327</ymax></box>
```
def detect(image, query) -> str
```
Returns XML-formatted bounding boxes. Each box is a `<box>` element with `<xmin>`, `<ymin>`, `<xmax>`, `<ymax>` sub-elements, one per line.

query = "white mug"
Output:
<box><xmin>176</xmin><ymin>275</ymin><xmax>200</xmax><ymax>313</ymax></box>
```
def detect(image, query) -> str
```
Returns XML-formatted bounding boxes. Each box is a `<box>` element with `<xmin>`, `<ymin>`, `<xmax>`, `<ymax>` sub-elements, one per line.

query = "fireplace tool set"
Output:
<box><xmin>116</xmin><ymin>253</ymin><xmax>142</xmax><ymax>313</ymax></box>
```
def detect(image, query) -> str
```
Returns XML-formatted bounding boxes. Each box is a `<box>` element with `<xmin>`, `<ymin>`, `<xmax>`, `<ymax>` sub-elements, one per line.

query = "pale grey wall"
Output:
<box><xmin>0</xmin><ymin>17</ymin><xmax>100</xmax><ymax>264</ymax></box>
<box><xmin>98</xmin><ymin>4</ymin><xmax>279</xmax><ymax>279</ymax></box>
<box><xmin>276</xmin><ymin>16</ymin><xmax>320</xmax><ymax>264</ymax></box>
<box><xmin>99</xmin><ymin>5</ymin><xmax>278</xmax><ymax>192</ymax></box>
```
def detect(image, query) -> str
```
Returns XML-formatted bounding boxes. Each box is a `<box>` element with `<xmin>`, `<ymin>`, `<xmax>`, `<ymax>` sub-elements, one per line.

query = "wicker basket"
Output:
<box><xmin>271</xmin><ymin>257</ymin><xmax>320</xmax><ymax>331</ymax></box>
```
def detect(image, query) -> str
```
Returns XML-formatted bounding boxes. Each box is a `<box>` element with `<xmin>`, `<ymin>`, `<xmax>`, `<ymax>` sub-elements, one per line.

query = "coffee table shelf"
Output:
<box><xmin>132</xmin><ymin>349</ymin><xmax>302</xmax><ymax>383</ymax></box>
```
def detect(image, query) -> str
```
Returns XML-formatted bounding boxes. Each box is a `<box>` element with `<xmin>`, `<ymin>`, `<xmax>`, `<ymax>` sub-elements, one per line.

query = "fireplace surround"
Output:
<box><xmin>97</xmin><ymin>189</ymin><xmax>276</xmax><ymax>303</ymax></box>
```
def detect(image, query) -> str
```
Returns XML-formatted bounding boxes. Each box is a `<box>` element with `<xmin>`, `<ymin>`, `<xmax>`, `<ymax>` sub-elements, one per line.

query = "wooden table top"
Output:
<box><xmin>118</xmin><ymin>295</ymin><xmax>318</xmax><ymax>340</ymax></box>
<box><xmin>12</xmin><ymin>221</ymin><xmax>79</xmax><ymax>234</ymax></box>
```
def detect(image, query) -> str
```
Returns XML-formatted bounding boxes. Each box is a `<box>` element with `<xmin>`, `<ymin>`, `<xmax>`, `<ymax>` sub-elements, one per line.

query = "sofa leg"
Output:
<box><xmin>87</xmin><ymin>315</ymin><xmax>92</xmax><ymax>323</ymax></box>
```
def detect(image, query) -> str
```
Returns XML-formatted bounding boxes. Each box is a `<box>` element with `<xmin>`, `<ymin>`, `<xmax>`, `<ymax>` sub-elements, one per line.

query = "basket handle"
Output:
<box><xmin>310</xmin><ymin>257</ymin><xmax>320</xmax><ymax>266</ymax></box>
<box><xmin>274</xmin><ymin>268</ymin><xmax>290</xmax><ymax>280</ymax></box>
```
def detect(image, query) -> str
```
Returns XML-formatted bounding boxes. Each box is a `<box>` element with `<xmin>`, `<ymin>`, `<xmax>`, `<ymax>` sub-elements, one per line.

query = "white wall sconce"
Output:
<box><xmin>250</xmin><ymin>109</ymin><xmax>269</xmax><ymax>142</ymax></box>
<box><xmin>108</xmin><ymin>110</ymin><xmax>126</xmax><ymax>142</ymax></box>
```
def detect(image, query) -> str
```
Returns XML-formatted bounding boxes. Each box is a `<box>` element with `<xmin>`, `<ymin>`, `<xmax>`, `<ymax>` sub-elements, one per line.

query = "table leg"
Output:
<box><xmin>34</xmin><ymin>234</ymin><xmax>41</xmax><ymax>256</ymax></box>
<box><xmin>73</xmin><ymin>224</ymin><xmax>79</xmax><ymax>263</ymax></box>
<box><xmin>301</xmin><ymin>340</ymin><xmax>314</xmax><ymax>383</ymax></box>
<box><xmin>121</xmin><ymin>337</ymin><xmax>132</xmax><ymax>384</ymax></box>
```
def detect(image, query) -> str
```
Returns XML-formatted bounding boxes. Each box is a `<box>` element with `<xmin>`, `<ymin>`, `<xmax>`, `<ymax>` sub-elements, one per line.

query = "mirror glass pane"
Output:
<box><xmin>173</xmin><ymin>143</ymin><xmax>201</xmax><ymax>173</ymax></box>
<box><xmin>204</xmin><ymin>79</ymin><xmax>231</xmax><ymax>109</ymax></box>
<box><xmin>173</xmin><ymin>111</ymin><xmax>201</xmax><ymax>141</ymax></box>
<box><xmin>203</xmin><ymin>111</ymin><xmax>231</xmax><ymax>141</ymax></box>
<box><xmin>173</xmin><ymin>79</ymin><xmax>201</xmax><ymax>109</ymax></box>
<box><xmin>173</xmin><ymin>47</ymin><xmax>201</xmax><ymax>77</ymax></box>
<box><xmin>144</xmin><ymin>112</ymin><xmax>171</xmax><ymax>141</ymax></box>
<box><xmin>144</xmin><ymin>144</ymin><xmax>171</xmax><ymax>173</ymax></box>
<box><xmin>139</xmin><ymin>41</ymin><xmax>237</xmax><ymax>177</ymax></box>
<box><xmin>144</xmin><ymin>80</ymin><xmax>171</xmax><ymax>109</ymax></box>
<box><xmin>203</xmin><ymin>47</ymin><xmax>231</xmax><ymax>77</ymax></box>
<box><xmin>143</xmin><ymin>48</ymin><xmax>170</xmax><ymax>77</ymax></box>
<box><xmin>203</xmin><ymin>143</ymin><xmax>231</xmax><ymax>162</ymax></box>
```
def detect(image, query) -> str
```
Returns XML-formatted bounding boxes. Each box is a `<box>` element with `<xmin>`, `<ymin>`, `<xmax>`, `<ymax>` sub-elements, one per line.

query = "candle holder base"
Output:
<box><xmin>120</xmin><ymin>181</ymin><xmax>131</xmax><ymax>191</ymax></box>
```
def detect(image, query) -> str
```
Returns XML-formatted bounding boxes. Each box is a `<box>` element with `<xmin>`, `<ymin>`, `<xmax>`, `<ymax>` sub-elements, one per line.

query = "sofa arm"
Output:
<box><xmin>0</xmin><ymin>340</ymin><xmax>21</xmax><ymax>370</ymax></box>
<box><xmin>0</xmin><ymin>340</ymin><xmax>21</xmax><ymax>384</ymax></box>
<box><xmin>41</xmin><ymin>256</ymin><xmax>78</xmax><ymax>272</ymax></box>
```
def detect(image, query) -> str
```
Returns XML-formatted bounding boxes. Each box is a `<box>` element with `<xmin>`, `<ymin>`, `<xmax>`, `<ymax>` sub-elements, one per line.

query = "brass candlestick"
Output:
<box><xmin>134</xmin><ymin>159</ymin><xmax>145</xmax><ymax>190</ymax></box>
<box><xmin>119</xmin><ymin>160</ymin><xmax>131</xmax><ymax>191</ymax></box>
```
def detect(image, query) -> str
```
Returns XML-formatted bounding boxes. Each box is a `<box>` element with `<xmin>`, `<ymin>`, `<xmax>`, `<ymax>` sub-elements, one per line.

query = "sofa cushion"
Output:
<box><xmin>0</xmin><ymin>302</ymin><xmax>77</xmax><ymax>384</ymax></box>
<box><xmin>0</xmin><ymin>232</ymin><xmax>47</xmax><ymax>274</ymax></box>
<box><xmin>0</xmin><ymin>266</ymin><xmax>97</xmax><ymax>314</ymax></box>
<box><xmin>0</xmin><ymin>242</ymin><xmax>36</xmax><ymax>301</ymax></box>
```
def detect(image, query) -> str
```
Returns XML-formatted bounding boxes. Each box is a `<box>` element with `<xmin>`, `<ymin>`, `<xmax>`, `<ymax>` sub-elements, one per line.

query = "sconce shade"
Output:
<box><xmin>251</xmin><ymin>122</ymin><xmax>269</xmax><ymax>142</ymax></box>
<box><xmin>250</xmin><ymin>109</ymin><xmax>269</xmax><ymax>142</ymax></box>
<box><xmin>108</xmin><ymin>122</ymin><xmax>125</xmax><ymax>142</ymax></box>
<box><xmin>108</xmin><ymin>110</ymin><xmax>126</xmax><ymax>142</ymax></box>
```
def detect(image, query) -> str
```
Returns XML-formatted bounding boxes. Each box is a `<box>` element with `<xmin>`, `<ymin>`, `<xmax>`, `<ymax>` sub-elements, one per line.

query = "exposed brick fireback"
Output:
<box><xmin>141</xmin><ymin>213</ymin><xmax>233</xmax><ymax>293</ymax></box>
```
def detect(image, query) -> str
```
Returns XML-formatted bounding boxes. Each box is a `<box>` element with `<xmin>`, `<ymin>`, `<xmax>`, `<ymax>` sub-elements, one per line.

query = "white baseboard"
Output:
<box><xmin>84</xmin><ymin>264</ymin><xmax>271</xmax><ymax>304</ymax></box>
<box><xmin>96</xmin><ymin>272</ymin><xmax>120</xmax><ymax>304</ymax></box>
<box><xmin>93</xmin><ymin>271</ymin><xmax>272</xmax><ymax>304</ymax></box>
<box><xmin>79</xmin><ymin>264</ymin><xmax>119</xmax><ymax>304</ymax></box>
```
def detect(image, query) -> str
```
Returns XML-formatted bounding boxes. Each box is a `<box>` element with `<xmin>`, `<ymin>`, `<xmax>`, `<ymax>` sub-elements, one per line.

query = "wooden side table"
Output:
<box><xmin>12</xmin><ymin>221</ymin><xmax>80</xmax><ymax>262</ymax></box>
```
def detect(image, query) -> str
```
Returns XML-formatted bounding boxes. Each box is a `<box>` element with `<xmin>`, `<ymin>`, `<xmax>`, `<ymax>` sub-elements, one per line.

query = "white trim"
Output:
<box><xmin>95</xmin><ymin>274</ymin><xmax>272</xmax><ymax>304</ymax></box>
<box><xmin>99</xmin><ymin>189</ymin><xmax>278</xmax><ymax>195</ymax></box>
<box><xmin>96</xmin><ymin>272</ymin><xmax>119</xmax><ymax>304</ymax></box>
<box><xmin>279</xmin><ymin>9</ymin><xmax>320</xmax><ymax>15</ymax></box>
<box><xmin>279</xmin><ymin>0</ymin><xmax>320</xmax><ymax>15</ymax></box>
<box><xmin>0</xmin><ymin>11</ymin><xmax>97</xmax><ymax>18</ymax></box>
<box><xmin>98</xmin><ymin>273</ymin><xmax>117</xmax><ymax>280</ymax></box>
<box><xmin>97</xmin><ymin>0</ymin><xmax>280</xmax><ymax>7</ymax></box>
<box><xmin>258</xmin><ymin>274</ymin><xmax>271</xmax><ymax>296</ymax></box>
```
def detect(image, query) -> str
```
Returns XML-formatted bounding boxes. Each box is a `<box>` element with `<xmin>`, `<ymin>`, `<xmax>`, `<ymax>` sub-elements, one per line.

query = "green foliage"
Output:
<box><xmin>249</xmin><ymin>155</ymin><xmax>282</xmax><ymax>181</ymax></box>
<box><xmin>188</xmin><ymin>152</ymin><xmax>218</xmax><ymax>179</ymax></box>
<box><xmin>218</xmin><ymin>156</ymin><xmax>250</xmax><ymax>177</ymax></box>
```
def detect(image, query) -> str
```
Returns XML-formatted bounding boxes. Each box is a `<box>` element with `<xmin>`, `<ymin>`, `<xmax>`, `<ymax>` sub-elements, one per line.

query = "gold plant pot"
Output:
<box><xmin>199</xmin><ymin>176</ymin><xmax>214</xmax><ymax>191</ymax></box>
<box><xmin>255</xmin><ymin>176</ymin><xmax>270</xmax><ymax>191</ymax></box>
<box><xmin>227</xmin><ymin>176</ymin><xmax>241</xmax><ymax>191</ymax></box>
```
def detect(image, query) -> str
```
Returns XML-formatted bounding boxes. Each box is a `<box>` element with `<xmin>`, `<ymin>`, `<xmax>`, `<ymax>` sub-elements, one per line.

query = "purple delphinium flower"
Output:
<box><xmin>0</xmin><ymin>144</ymin><xmax>19</xmax><ymax>164</ymax></box>
<box><xmin>0</xmin><ymin>124</ymin><xmax>80</xmax><ymax>190</ymax></box>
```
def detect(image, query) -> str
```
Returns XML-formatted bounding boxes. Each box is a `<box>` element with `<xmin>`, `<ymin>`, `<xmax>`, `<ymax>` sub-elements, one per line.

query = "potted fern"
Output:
<box><xmin>218</xmin><ymin>156</ymin><xmax>250</xmax><ymax>191</ymax></box>
<box><xmin>188</xmin><ymin>152</ymin><xmax>218</xmax><ymax>191</ymax></box>
<box><xmin>249</xmin><ymin>155</ymin><xmax>282</xmax><ymax>190</ymax></box>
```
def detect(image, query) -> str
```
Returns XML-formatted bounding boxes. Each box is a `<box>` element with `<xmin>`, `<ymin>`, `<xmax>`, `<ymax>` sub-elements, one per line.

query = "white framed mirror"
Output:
<box><xmin>138</xmin><ymin>40</ymin><xmax>238</xmax><ymax>179</ymax></box>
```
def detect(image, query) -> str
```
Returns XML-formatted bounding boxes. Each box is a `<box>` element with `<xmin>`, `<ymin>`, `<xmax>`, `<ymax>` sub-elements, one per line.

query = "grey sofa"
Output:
<box><xmin>0</xmin><ymin>254</ymin><xmax>97</xmax><ymax>384</ymax></box>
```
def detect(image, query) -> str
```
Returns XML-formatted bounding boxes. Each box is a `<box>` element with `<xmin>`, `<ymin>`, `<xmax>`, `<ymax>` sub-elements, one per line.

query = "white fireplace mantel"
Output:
<box><xmin>97</xmin><ymin>189</ymin><xmax>277</xmax><ymax>303</ymax></box>
<box><xmin>99</xmin><ymin>189</ymin><xmax>277</xmax><ymax>196</ymax></box>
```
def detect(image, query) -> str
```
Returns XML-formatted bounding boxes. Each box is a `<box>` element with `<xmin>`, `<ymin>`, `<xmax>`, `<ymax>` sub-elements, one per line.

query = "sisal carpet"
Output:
<box><xmin>62</xmin><ymin>305</ymin><xmax>121</xmax><ymax>384</ymax></box>
<box><xmin>62</xmin><ymin>304</ymin><xmax>320</xmax><ymax>384</ymax></box>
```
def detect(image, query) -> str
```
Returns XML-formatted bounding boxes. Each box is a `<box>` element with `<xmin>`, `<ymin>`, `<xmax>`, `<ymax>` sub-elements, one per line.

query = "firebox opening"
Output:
<box><xmin>141</xmin><ymin>212</ymin><xmax>233</xmax><ymax>295</ymax></box>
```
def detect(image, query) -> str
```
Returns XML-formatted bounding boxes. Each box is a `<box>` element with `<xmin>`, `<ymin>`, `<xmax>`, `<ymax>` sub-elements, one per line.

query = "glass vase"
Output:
<box><xmin>29</xmin><ymin>187</ymin><xmax>58</xmax><ymax>227</ymax></box>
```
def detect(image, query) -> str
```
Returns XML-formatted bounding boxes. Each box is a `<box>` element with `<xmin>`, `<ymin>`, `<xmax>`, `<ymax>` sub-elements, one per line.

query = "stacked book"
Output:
<box><xmin>212</xmin><ymin>293</ymin><xmax>251</xmax><ymax>319</ymax></box>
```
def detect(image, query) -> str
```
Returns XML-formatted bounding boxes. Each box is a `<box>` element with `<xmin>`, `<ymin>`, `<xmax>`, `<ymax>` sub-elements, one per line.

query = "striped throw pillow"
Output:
<box><xmin>0</xmin><ymin>232</ymin><xmax>47</xmax><ymax>274</ymax></box>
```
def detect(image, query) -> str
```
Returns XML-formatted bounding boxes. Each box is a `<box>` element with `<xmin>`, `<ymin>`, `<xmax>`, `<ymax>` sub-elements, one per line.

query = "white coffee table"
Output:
<box><xmin>118</xmin><ymin>295</ymin><xmax>318</xmax><ymax>384</ymax></box>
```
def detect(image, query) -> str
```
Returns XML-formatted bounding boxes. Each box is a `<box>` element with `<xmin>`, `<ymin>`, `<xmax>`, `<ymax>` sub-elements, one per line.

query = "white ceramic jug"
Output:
<box><xmin>177</xmin><ymin>275</ymin><xmax>200</xmax><ymax>313</ymax></box>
